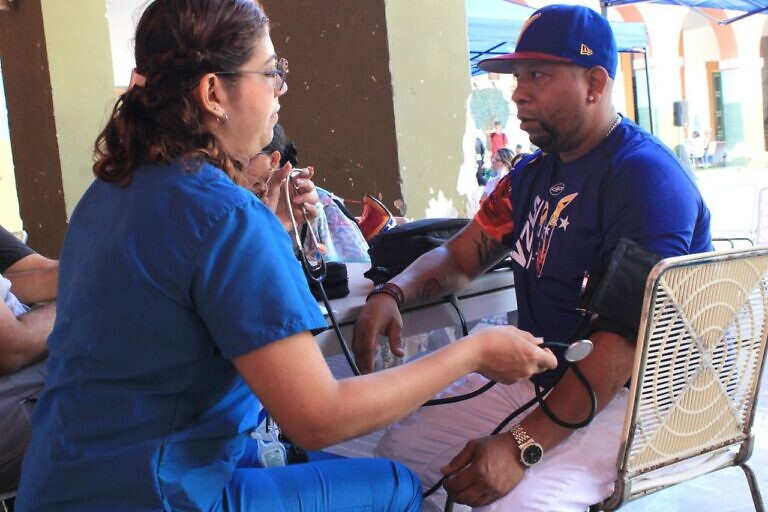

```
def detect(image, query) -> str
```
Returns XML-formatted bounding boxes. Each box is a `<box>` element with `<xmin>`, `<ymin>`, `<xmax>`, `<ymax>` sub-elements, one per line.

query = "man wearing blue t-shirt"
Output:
<box><xmin>353</xmin><ymin>5</ymin><xmax>712</xmax><ymax>511</ymax></box>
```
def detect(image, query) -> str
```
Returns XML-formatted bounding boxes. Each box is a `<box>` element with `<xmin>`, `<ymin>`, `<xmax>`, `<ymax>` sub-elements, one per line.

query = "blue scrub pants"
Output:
<box><xmin>223</xmin><ymin>440</ymin><xmax>422</xmax><ymax>511</ymax></box>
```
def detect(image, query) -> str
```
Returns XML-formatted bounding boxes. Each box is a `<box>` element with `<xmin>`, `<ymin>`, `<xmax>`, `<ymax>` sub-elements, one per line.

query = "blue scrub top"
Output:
<box><xmin>16</xmin><ymin>160</ymin><xmax>327</xmax><ymax>511</ymax></box>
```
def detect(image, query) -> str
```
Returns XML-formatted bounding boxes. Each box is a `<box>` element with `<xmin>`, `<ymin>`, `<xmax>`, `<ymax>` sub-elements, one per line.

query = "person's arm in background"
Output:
<box><xmin>0</xmin><ymin>225</ymin><xmax>58</xmax><ymax>304</ymax></box>
<box><xmin>352</xmin><ymin>219</ymin><xmax>512</xmax><ymax>373</ymax></box>
<box><xmin>5</xmin><ymin>254</ymin><xmax>58</xmax><ymax>304</ymax></box>
<box><xmin>0</xmin><ymin>296</ymin><xmax>55</xmax><ymax>374</ymax></box>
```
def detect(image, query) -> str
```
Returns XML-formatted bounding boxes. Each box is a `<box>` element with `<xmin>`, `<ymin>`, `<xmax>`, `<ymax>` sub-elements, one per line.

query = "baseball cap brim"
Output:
<box><xmin>478</xmin><ymin>52</ymin><xmax>572</xmax><ymax>73</ymax></box>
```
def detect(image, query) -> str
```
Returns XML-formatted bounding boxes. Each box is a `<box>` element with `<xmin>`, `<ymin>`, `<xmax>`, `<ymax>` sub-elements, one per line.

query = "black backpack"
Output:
<box><xmin>364</xmin><ymin>218</ymin><xmax>470</xmax><ymax>284</ymax></box>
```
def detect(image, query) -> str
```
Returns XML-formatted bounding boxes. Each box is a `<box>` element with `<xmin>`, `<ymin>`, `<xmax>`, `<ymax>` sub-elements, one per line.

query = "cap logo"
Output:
<box><xmin>580</xmin><ymin>44</ymin><xmax>593</xmax><ymax>56</ymax></box>
<box><xmin>517</xmin><ymin>13</ymin><xmax>542</xmax><ymax>45</ymax></box>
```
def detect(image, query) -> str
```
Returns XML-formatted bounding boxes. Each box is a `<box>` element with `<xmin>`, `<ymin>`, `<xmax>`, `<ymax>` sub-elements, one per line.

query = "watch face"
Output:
<box><xmin>522</xmin><ymin>444</ymin><xmax>543</xmax><ymax>466</ymax></box>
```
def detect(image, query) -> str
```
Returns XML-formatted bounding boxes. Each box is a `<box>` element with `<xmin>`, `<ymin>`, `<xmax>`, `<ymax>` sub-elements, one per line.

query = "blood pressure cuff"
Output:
<box><xmin>578</xmin><ymin>237</ymin><xmax>662</xmax><ymax>342</ymax></box>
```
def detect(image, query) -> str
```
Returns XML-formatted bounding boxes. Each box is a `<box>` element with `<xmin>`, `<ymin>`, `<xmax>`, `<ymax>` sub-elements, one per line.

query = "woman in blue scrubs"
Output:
<box><xmin>15</xmin><ymin>1</ymin><xmax>556</xmax><ymax>510</ymax></box>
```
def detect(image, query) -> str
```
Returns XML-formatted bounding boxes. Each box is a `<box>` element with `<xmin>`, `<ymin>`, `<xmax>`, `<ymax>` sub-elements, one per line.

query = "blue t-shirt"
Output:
<box><xmin>476</xmin><ymin>117</ymin><xmax>712</xmax><ymax>349</ymax></box>
<box><xmin>16</xmin><ymin>161</ymin><xmax>326</xmax><ymax>511</ymax></box>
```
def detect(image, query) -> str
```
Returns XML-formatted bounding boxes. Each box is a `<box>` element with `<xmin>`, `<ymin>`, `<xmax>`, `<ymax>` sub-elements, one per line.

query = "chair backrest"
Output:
<box><xmin>601</xmin><ymin>246</ymin><xmax>768</xmax><ymax>509</ymax></box>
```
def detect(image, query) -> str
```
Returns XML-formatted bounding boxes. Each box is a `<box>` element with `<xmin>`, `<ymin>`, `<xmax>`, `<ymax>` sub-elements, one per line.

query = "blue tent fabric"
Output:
<box><xmin>467</xmin><ymin>0</ymin><xmax>648</xmax><ymax>75</ymax></box>
<box><xmin>601</xmin><ymin>0</ymin><xmax>768</xmax><ymax>24</ymax></box>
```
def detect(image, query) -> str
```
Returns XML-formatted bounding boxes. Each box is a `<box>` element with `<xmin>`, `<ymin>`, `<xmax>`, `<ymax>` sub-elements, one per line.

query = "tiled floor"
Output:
<box><xmin>326</xmin><ymin>325</ymin><xmax>767</xmax><ymax>511</ymax></box>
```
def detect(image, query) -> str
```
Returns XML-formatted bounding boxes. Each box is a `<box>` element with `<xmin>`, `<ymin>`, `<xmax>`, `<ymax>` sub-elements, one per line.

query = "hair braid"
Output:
<box><xmin>93</xmin><ymin>0</ymin><xmax>268</xmax><ymax>186</ymax></box>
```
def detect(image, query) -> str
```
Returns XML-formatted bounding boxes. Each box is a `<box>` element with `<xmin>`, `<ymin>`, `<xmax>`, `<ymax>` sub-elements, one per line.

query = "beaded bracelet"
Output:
<box><xmin>365</xmin><ymin>282</ymin><xmax>405</xmax><ymax>307</ymax></box>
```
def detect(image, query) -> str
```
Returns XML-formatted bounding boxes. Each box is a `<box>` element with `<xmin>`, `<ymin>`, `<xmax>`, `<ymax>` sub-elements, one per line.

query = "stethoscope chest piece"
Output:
<box><xmin>563</xmin><ymin>339</ymin><xmax>593</xmax><ymax>362</ymax></box>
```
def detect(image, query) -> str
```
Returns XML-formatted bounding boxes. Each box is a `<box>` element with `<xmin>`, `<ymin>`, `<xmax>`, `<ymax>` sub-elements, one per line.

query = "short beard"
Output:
<box><xmin>528</xmin><ymin>120</ymin><xmax>560</xmax><ymax>153</ymax></box>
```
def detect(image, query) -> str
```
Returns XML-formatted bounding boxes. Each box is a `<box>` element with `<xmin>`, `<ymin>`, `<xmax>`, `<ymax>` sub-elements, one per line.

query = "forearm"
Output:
<box><xmin>241</xmin><ymin>327</ymin><xmax>553</xmax><ymax>450</ymax></box>
<box><xmin>390</xmin><ymin>246</ymin><xmax>473</xmax><ymax>305</ymax></box>
<box><xmin>0</xmin><ymin>302</ymin><xmax>55</xmax><ymax>374</ymax></box>
<box><xmin>315</xmin><ymin>335</ymin><xmax>482</xmax><ymax>447</ymax></box>
<box><xmin>5</xmin><ymin>267</ymin><xmax>58</xmax><ymax>304</ymax></box>
<box><xmin>239</xmin><ymin>332</ymin><xmax>480</xmax><ymax>449</ymax></box>
<box><xmin>513</xmin><ymin>331</ymin><xmax>635</xmax><ymax>452</ymax></box>
<box><xmin>392</xmin><ymin>222</ymin><xmax>508</xmax><ymax>305</ymax></box>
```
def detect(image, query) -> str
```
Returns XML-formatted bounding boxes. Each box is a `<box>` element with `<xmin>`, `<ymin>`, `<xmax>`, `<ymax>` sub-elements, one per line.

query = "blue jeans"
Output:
<box><xmin>223</xmin><ymin>440</ymin><xmax>422</xmax><ymax>511</ymax></box>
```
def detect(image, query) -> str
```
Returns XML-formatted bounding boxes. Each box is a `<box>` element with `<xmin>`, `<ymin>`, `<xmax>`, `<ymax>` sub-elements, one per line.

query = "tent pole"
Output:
<box><xmin>644</xmin><ymin>51</ymin><xmax>654</xmax><ymax>134</ymax></box>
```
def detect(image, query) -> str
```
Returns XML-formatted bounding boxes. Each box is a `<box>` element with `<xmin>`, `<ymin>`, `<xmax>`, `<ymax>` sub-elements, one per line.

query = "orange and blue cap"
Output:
<box><xmin>478</xmin><ymin>4</ymin><xmax>618</xmax><ymax>79</ymax></box>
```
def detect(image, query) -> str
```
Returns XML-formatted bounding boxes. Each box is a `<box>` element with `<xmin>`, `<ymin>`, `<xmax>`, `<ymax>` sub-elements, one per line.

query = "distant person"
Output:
<box><xmin>252</xmin><ymin>123</ymin><xmax>370</xmax><ymax>263</ymax></box>
<box><xmin>0</xmin><ymin>225</ymin><xmax>57</xmax><ymax>493</ymax></box>
<box><xmin>245</xmin><ymin>123</ymin><xmax>319</xmax><ymax>232</ymax></box>
<box><xmin>701</xmin><ymin>127</ymin><xmax>716</xmax><ymax>166</ymax></box>
<box><xmin>489</xmin><ymin>120</ymin><xmax>508</xmax><ymax>157</ymax></box>
<box><xmin>690</xmin><ymin>130</ymin><xmax>706</xmax><ymax>167</ymax></box>
<box><xmin>475</xmin><ymin>136</ymin><xmax>487</xmax><ymax>186</ymax></box>
<box><xmin>514</xmin><ymin>143</ymin><xmax>524</xmax><ymax>155</ymax></box>
<box><xmin>481</xmin><ymin>148</ymin><xmax>514</xmax><ymax>201</ymax></box>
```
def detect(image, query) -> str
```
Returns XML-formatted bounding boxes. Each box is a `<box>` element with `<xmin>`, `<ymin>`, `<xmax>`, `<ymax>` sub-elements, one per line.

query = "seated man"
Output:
<box><xmin>352</xmin><ymin>5</ymin><xmax>712</xmax><ymax>511</ymax></box>
<box><xmin>0</xmin><ymin>225</ymin><xmax>57</xmax><ymax>492</ymax></box>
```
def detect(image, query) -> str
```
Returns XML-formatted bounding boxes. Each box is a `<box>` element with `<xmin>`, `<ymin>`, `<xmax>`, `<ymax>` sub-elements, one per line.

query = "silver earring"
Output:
<box><xmin>217</xmin><ymin>112</ymin><xmax>229</xmax><ymax>124</ymax></box>
<box><xmin>588</xmin><ymin>95</ymin><xmax>595</xmax><ymax>102</ymax></box>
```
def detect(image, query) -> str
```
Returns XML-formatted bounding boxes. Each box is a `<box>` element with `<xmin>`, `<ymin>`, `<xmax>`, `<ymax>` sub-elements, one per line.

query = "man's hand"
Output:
<box><xmin>441</xmin><ymin>434</ymin><xmax>525</xmax><ymax>507</ymax></box>
<box><xmin>351</xmin><ymin>294</ymin><xmax>405</xmax><ymax>373</ymax></box>
<box><xmin>351</xmin><ymin>220</ymin><xmax>512</xmax><ymax>373</ymax></box>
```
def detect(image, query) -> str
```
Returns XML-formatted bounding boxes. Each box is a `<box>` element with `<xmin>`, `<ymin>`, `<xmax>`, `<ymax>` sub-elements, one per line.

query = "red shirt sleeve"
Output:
<box><xmin>474</xmin><ymin>172</ymin><xmax>515</xmax><ymax>244</ymax></box>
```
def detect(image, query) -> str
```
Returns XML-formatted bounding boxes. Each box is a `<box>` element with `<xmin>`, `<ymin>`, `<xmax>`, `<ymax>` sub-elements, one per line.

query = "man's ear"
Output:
<box><xmin>586</xmin><ymin>66</ymin><xmax>610</xmax><ymax>104</ymax></box>
<box><xmin>192</xmin><ymin>72</ymin><xmax>228</xmax><ymax>121</ymax></box>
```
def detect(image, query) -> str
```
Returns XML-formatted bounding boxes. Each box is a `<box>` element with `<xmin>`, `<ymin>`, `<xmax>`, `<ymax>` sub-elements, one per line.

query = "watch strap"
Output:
<box><xmin>509</xmin><ymin>423</ymin><xmax>543</xmax><ymax>466</ymax></box>
<box><xmin>509</xmin><ymin>424</ymin><xmax>532</xmax><ymax>446</ymax></box>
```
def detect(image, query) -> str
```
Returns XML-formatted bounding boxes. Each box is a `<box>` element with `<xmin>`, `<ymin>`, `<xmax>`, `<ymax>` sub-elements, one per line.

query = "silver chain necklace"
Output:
<box><xmin>605</xmin><ymin>113</ymin><xmax>621</xmax><ymax>138</ymax></box>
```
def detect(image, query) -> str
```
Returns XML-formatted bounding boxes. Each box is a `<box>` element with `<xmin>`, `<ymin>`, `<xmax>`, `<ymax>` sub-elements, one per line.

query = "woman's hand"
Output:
<box><xmin>264</xmin><ymin>164</ymin><xmax>320</xmax><ymax>232</ymax></box>
<box><xmin>468</xmin><ymin>326</ymin><xmax>558</xmax><ymax>384</ymax></box>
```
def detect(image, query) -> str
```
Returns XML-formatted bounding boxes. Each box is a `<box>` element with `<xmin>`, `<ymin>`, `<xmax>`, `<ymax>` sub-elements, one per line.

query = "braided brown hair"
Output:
<box><xmin>93</xmin><ymin>0</ymin><xmax>269</xmax><ymax>186</ymax></box>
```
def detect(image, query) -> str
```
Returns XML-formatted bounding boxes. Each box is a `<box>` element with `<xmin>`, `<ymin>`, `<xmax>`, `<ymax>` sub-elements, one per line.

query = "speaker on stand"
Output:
<box><xmin>673</xmin><ymin>100</ymin><xmax>691</xmax><ymax>167</ymax></box>
<box><xmin>673</xmin><ymin>100</ymin><xmax>689</xmax><ymax>127</ymax></box>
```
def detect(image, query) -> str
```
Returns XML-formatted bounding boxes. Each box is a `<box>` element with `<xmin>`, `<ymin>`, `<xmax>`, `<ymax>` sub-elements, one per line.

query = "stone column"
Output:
<box><xmin>0</xmin><ymin>0</ymin><xmax>115</xmax><ymax>256</ymax></box>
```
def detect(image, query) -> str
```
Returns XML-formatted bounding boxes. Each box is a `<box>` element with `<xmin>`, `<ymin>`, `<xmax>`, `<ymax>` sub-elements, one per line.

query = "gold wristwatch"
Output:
<box><xmin>509</xmin><ymin>424</ymin><xmax>543</xmax><ymax>466</ymax></box>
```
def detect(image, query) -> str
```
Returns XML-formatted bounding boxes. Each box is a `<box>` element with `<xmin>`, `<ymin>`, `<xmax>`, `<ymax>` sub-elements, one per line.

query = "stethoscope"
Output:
<box><xmin>284</xmin><ymin>173</ymin><xmax>598</xmax><ymax>508</ymax></box>
<box><xmin>423</xmin><ymin>337</ymin><xmax>596</xmax><ymax>512</ymax></box>
<box><xmin>286</xmin><ymin>170</ymin><xmax>362</xmax><ymax>375</ymax></box>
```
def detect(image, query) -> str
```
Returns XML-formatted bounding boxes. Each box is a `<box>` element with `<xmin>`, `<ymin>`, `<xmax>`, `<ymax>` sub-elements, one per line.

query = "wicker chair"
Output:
<box><xmin>593</xmin><ymin>246</ymin><xmax>767</xmax><ymax>511</ymax></box>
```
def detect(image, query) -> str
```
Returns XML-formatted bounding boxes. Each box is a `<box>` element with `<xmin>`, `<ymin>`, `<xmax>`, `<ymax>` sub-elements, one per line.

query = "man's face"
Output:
<box><xmin>509</xmin><ymin>61</ymin><xmax>589</xmax><ymax>154</ymax></box>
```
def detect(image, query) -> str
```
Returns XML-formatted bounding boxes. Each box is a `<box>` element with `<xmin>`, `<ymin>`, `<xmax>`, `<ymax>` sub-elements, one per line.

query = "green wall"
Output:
<box><xmin>41</xmin><ymin>0</ymin><xmax>115</xmax><ymax>218</ymax></box>
<box><xmin>384</xmin><ymin>0</ymin><xmax>471</xmax><ymax>218</ymax></box>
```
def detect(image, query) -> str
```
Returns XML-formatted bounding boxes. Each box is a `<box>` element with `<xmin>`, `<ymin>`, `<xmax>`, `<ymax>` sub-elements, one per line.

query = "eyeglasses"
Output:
<box><xmin>217</xmin><ymin>57</ymin><xmax>288</xmax><ymax>92</ymax></box>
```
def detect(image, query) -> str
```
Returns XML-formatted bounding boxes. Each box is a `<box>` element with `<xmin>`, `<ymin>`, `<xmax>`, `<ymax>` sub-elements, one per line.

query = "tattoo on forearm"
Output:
<box><xmin>474</xmin><ymin>231</ymin><xmax>501</xmax><ymax>268</ymax></box>
<box><xmin>418</xmin><ymin>278</ymin><xmax>442</xmax><ymax>302</ymax></box>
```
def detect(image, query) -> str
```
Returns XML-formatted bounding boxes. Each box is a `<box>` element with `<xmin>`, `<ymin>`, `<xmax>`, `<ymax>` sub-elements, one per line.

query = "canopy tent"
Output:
<box><xmin>467</xmin><ymin>0</ymin><xmax>649</xmax><ymax>76</ymax></box>
<box><xmin>601</xmin><ymin>0</ymin><xmax>768</xmax><ymax>25</ymax></box>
